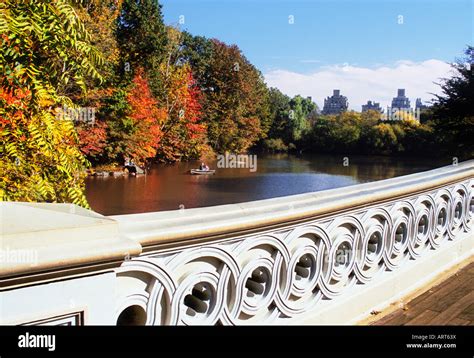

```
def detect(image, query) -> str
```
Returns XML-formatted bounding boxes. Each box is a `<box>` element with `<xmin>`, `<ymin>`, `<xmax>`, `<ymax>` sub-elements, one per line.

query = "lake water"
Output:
<box><xmin>85</xmin><ymin>154</ymin><xmax>449</xmax><ymax>215</ymax></box>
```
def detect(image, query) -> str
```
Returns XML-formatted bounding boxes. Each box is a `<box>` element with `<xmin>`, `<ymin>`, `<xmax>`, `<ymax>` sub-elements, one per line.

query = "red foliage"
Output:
<box><xmin>76</xmin><ymin>121</ymin><xmax>108</xmax><ymax>157</ymax></box>
<box><xmin>0</xmin><ymin>87</ymin><xmax>31</xmax><ymax>135</ymax></box>
<box><xmin>126</xmin><ymin>69</ymin><xmax>165</xmax><ymax>163</ymax></box>
<box><xmin>156</xmin><ymin>66</ymin><xmax>206</xmax><ymax>161</ymax></box>
<box><xmin>182</xmin><ymin>70</ymin><xmax>205</xmax><ymax>139</ymax></box>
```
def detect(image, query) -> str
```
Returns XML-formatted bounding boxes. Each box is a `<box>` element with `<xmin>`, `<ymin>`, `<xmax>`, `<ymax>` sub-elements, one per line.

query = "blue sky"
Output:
<box><xmin>160</xmin><ymin>0</ymin><xmax>473</xmax><ymax>109</ymax></box>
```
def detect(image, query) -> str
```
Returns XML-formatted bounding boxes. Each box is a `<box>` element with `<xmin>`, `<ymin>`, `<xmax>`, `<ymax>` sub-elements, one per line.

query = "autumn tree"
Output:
<box><xmin>102</xmin><ymin>69</ymin><xmax>164</xmax><ymax>165</ymax></box>
<box><xmin>150</xmin><ymin>28</ymin><xmax>206</xmax><ymax>161</ymax></box>
<box><xmin>76</xmin><ymin>120</ymin><xmax>108</xmax><ymax>162</ymax></box>
<box><xmin>156</xmin><ymin>63</ymin><xmax>206</xmax><ymax>161</ymax></box>
<box><xmin>0</xmin><ymin>0</ymin><xmax>102</xmax><ymax>206</ymax></box>
<box><xmin>203</xmin><ymin>40</ymin><xmax>270</xmax><ymax>153</ymax></box>
<box><xmin>74</xmin><ymin>0</ymin><xmax>122</xmax><ymax>86</ymax></box>
<box><xmin>126</xmin><ymin>70</ymin><xmax>165</xmax><ymax>164</ymax></box>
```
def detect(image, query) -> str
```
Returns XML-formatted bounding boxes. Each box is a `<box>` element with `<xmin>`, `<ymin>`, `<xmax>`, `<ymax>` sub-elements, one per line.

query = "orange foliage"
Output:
<box><xmin>157</xmin><ymin>64</ymin><xmax>206</xmax><ymax>161</ymax></box>
<box><xmin>76</xmin><ymin>121</ymin><xmax>108</xmax><ymax>157</ymax></box>
<box><xmin>126</xmin><ymin>69</ymin><xmax>165</xmax><ymax>164</ymax></box>
<box><xmin>0</xmin><ymin>87</ymin><xmax>31</xmax><ymax>131</ymax></box>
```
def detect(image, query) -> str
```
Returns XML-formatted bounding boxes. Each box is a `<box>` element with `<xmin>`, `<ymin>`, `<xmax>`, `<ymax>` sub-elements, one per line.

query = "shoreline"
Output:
<box><xmin>87</xmin><ymin>166</ymin><xmax>145</xmax><ymax>177</ymax></box>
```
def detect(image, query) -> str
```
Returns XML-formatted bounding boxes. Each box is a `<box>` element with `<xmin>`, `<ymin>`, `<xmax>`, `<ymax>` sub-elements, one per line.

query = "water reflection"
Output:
<box><xmin>85</xmin><ymin>154</ymin><xmax>449</xmax><ymax>215</ymax></box>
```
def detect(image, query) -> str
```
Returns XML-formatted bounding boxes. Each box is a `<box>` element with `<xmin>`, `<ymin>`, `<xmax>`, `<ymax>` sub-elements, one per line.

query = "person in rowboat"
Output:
<box><xmin>199</xmin><ymin>162</ymin><xmax>210</xmax><ymax>171</ymax></box>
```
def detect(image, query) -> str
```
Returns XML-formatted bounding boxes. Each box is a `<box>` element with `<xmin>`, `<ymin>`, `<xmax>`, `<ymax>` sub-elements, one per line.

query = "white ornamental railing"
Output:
<box><xmin>112</xmin><ymin>161</ymin><xmax>474</xmax><ymax>325</ymax></box>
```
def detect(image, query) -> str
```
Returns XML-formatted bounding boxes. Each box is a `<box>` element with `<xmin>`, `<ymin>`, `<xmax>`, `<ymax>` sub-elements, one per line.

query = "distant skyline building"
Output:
<box><xmin>381</xmin><ymin>89</ymin><xmax>422</xmax><ymax>122</ymax></box>
<box><xmin>362</xmin><ymin>100</ymin><xmax>383</xmax><ymax>113</ymax></box>
<box><xmin>391</xmin><ymin>89</ymin><xmax>411</xmax><ymax>110</ymax></box>
<box><xmin>322</xmin><ymin>90</ymin><xmax>348</xmax><ymax>115</ymax></box>
<box><xmin>415</xmin><ymin>98</ymin><xmax>429</xmax><ymax>111</ymax></box>
<box><xmin>314</xmin><ymin>88</ymin><xmax>428</xmax><ymax>118</ymax></box>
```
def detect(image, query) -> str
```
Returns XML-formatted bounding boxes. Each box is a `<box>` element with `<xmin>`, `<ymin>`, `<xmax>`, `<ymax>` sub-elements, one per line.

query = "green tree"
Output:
<box><xmin>367</xmin><ymin>123</ymin><xmax>397</xmax><ymax>154</ymax></box>
<box><xmin>117</xmin><ymin>0</ymin><xmax>167</xmax><ymax>95</ymax></box>
<box><xmin>305</xmin><ymin>112</ymin><xmax>364</xmax><ymax>154</ymax></box>
<box><xmin>432</xmin><ymin>46</ymin><xmax>474</xmax><ymax>158</ymax></box>
<box><xmin>179</xmin><ymin>32</ymin><xmax>213</xmax><ymax>89</ymax></box>
<box><xmin>288</xmin><ymin>95</ymin><xmax>316</xmax><ymax>143</ymax></box>
<box><xmin>397</xmin><ymin>120</ymin><xmax>435</xmax><ymax>155</ymax></box>
<box><xmin>100</xmin><ymin>89</ymin><xmax>132</xmax><ymax>163</ymax></box>
<box><xmin>267</xmin><ymin>87</ymin><xmax>292</xmax><ymax>142</ymax></box>
<box><xmin>305</xmin><ymin>115</ymin><xmax>338</xmax><ymax>152</ymax></box>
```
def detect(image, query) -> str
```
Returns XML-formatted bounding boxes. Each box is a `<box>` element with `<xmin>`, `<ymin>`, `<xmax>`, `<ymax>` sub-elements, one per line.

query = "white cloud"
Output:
<box><xmin>264</xmin><ymin>60</ymin><xmax>454</xmax><ymax>111</ymax></box>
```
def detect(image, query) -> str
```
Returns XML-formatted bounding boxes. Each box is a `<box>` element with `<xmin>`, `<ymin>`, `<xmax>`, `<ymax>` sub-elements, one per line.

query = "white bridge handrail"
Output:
<box><xmin>111</xmin><ymin>161</ymin><xmax>473</xmax><ymax>325</ymax></box>
<box><xmin>111</xmin><ymin>160</ymin><xmax>474</xmax><ymax>247</ymax></box>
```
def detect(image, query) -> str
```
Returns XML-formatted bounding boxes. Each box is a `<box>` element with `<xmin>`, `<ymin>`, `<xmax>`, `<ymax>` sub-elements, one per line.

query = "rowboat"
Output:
<box><xmin>190</xmin><ymin>169</ymin><xmax>216</xmax><ymax>175</ymax></box>
<box><xmin>124</xmin><ymin>164</ymin><xmax>145</xmax><ymax>175</ymax></box>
